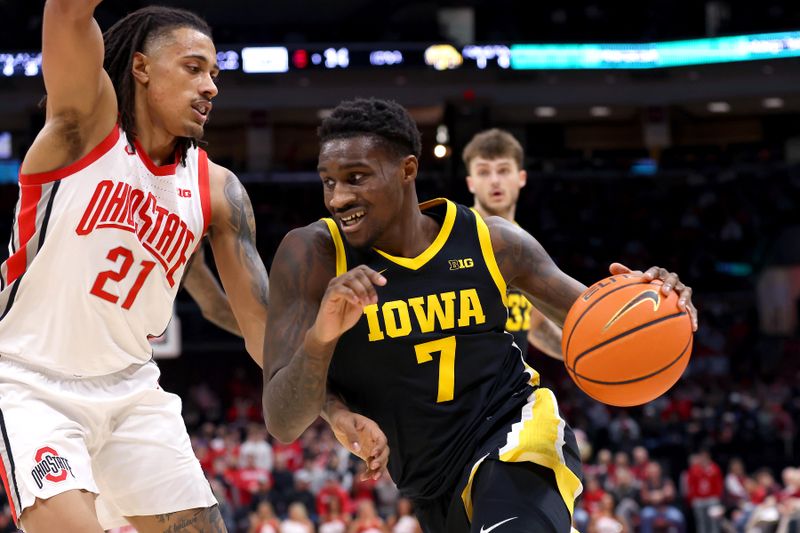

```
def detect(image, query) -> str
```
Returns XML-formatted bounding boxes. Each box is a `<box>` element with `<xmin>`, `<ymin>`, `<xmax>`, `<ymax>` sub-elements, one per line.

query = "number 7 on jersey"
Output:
<box><xmin>415</xmin><ymin>336</ymin><xmax>457</xmax><ymax>403</ymax></box>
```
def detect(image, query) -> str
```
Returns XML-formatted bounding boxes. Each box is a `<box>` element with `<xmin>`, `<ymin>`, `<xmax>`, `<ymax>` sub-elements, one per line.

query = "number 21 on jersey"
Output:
<box><xmin>90</xmin><ymin>246</ymin><xmax>155</xmax><ymax>309</ymax></box>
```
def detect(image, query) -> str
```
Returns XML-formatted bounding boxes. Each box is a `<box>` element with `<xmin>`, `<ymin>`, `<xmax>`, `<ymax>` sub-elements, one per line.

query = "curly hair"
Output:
<box><xmin>462</xmin><ymin>128</ymin><xmax>524</xmax><ymax>169</ymax></box>
<box><xmin>318</xmin><ymin>98</ymin><xmax>422</xmax><ymax>159</ymax></box>
<box><xmin>103</xmin><ymin>6</ymin><xmax>212</xmax><ymax>165</ymax></box>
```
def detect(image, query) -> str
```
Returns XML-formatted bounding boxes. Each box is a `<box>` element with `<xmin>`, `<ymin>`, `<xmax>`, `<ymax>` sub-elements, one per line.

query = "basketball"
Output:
<box><xmin>561</xmin><ymin>274</ymin><xmax>693</xmax><ymax>407</ymax></box>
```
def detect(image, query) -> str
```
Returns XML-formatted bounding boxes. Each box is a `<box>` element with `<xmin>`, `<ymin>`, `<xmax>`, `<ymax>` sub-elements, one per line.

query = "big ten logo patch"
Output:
<box><xmin>449</xmin><ymin>258</ymin><xmax>474</xmax><ymax>271</ymax></box>
<box><xmin>31</xmin><ymin>447</ymin><xmax>74</xmax><ymax>489</ymax></box>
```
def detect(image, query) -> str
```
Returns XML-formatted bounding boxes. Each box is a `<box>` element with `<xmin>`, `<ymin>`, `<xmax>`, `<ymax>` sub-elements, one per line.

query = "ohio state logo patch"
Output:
<box><xmin>31</xmin><ymin>447</ymin><xmax>74</xmax><ymax>490</ymax></box>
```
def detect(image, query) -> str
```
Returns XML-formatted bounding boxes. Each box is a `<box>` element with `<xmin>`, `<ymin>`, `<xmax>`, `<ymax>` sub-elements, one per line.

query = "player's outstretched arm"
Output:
<box><xmin>29</xmin><ymin>1</ymin><xmax>117</xmax><ymax>173</ymax></box>
<box><xmin>263</xmin><ymin>225</ymin><xmax>386</xmax><ymax>443</ymax></box>
<box><xmin>182</xmin><ymin>244</ymin><xmax>242</xmax><ymax>337</ymax></box>
<box><xmin>487</xmin><ymin>217</ymin><xmax>698</xmax><ymax>330</ymax></box>
<box><xmin>206</xmin><ymin>163</ymin><xmax>268</xmax><ymax>366</ymax></box>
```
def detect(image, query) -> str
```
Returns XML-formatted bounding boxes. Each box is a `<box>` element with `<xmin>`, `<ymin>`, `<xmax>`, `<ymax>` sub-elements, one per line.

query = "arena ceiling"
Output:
<box><xmin>1</xmin><ymin>0</ymin><xmax>798</xmax><ymax>48</ymax></box>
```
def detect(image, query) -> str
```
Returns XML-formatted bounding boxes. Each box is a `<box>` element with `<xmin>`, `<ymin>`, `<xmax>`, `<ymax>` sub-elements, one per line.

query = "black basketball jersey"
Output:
<box><xmin>323</xmin><ymin>199</ymin><xmax>540</xmax><ymax>500</ymax></box>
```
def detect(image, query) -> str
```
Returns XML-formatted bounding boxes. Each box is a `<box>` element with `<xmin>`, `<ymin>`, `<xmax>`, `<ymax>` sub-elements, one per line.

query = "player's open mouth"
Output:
<box><xmin>339</xmin><ymin>210</ymin><xmax>366</xmax><ymax>231</ymax></box>
<box><xmin>191</xmin><ymin>101</ymin><xmax>212</xmax><ymax>123</ymax></box>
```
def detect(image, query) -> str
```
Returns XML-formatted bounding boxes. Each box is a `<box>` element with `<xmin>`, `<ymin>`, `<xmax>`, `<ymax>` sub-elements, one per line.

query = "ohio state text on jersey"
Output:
<box><xmin>0</xmin><ymin>126</ymin><xmax>210</xmax><ymax>376</ymax></box>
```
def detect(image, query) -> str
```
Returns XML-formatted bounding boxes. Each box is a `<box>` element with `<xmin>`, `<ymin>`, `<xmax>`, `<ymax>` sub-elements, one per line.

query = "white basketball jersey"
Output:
<box><xmin>0</xmin><ymin>126</ymin><xmax>210</xmax><ymax>376</ymax></box>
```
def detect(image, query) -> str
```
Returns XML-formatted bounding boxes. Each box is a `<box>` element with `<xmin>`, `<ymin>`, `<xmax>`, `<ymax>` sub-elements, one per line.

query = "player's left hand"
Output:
<box><xmin>609</xmin><ymin>263</ymin><xmax>698</xmax><ymax>332</ymax></box>
<box><xmin>329</xmin><ymin>409</ymin><xmax>390</xmax><ymax>481</ymax></box>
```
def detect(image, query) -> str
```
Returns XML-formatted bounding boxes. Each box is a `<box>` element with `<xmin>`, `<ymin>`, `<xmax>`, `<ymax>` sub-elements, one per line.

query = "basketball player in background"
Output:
<box><xmin>463</xmin><ymin>129</ymin><xmax>562</xmax><ymax>360</ymax></box>
<box><xmin>0</xmin><ymin>3</ymin><xmax>272</xmax><ymax>532</ymax></box>
<box><xmin>263</xmin><ymin>98</ymin><xmax>698</xmax><ymax>532</ymax></box>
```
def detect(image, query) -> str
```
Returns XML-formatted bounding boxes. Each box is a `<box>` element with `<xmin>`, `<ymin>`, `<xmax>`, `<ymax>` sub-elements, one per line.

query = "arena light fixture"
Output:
<box><xmin>708</xmin><ymin>101</ymin><xmax>731</xmax><ymax>113</ymax></box>
<box><xmin>535</xmin><ymin>106</ymin><xmax>557</xmax><ymax>117</ymax></box>
<box><xmin>762</xmin><ymin>97</ymin><xmax>785</xmax><ymax>109</ymax></box>
<box><xmin>590</xmin><ymin>106</ymin><xmax>611</xmax><ymax>117</ymax></box>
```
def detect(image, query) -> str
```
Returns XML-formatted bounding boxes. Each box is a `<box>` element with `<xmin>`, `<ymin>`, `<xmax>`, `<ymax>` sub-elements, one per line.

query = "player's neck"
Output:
<box><xmin>133</xmin><ymin>99</ymin><xmax>178</xmax><ymax>165</ymax></box>
<box><xmin>134</xmin><ymin>128</ymin><xmax>178</xmax><ymax>166</ymax></box>
<box><xmin>473</xmin><ymin>202</ymin><xmax>516</xmax><ymax>223</ymax></box>
<box><xmin>374</xmin><ymin>200</ymin><xmax>440</xmax><ymax>258</ymax></box>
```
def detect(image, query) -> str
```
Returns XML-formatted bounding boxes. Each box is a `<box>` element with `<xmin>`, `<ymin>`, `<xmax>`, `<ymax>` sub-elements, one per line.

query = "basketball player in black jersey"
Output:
<box><xmin>463</xmin><ymin>129</ymin><xmax>562</xmax><ymax>361</ymax></box>
<box><xmin>262</xmin><ymin>98</ymin><xmax>698</xmax><ymax>533</ymax></box>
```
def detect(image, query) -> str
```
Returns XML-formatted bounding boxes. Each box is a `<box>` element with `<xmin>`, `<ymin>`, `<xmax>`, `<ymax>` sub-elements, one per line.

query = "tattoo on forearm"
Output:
<box><xmin>153</xmin><ymin>505</ymin><xmax>226</xmax><ymax>533</ymax></box>
<box><xmin>223</xmin><ymin>173</ymin><xmax>269</xmax><ymax>307</ymax></box>
<box><xmin>264</xmin><ymin>228</ymin><xmax>337</xmax><ymax>436</ymax></box>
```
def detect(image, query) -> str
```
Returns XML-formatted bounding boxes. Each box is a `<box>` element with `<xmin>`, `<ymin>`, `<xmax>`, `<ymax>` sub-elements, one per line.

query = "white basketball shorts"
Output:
<box><xmin>0</xmin><ymin>357</ymin><xmax>217</xmax><ymax>529</ymax></box>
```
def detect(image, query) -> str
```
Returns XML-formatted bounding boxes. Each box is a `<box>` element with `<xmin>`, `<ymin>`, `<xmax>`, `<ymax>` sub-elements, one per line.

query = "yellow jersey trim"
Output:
<box><xmin>321</xmin><ymin>218</ymin><xmax>348</xmax><ymax>276</ymax></box>
<box><xmin>373</xmin><ymin>198</ymin><xmax>455</xmax><ymax>271</ymax></box>
<box><xmin>472</xmin><ymin>209</ymin><xmax>509</xmax><ymax>307</ymax></box>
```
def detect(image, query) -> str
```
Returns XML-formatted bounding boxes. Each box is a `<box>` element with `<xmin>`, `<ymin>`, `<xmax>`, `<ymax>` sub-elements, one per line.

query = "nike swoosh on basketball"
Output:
<box><xmin>479</xmin><ymin>517</ymin><xmax>518</xmax><ymax>533</ymax></box>
<box><xmin>602</xmin><ymin>289</ymin><xmax>661</xmax><ymax>331</ymax></box>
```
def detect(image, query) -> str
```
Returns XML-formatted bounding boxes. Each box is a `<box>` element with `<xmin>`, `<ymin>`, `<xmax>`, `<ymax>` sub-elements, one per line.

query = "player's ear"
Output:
<box><xmin>131</xmin><ymin>52</ymin><xmax>151</xmax><ymax>85</ymax></box>
<box><xmin>465</xmin><ymin>175</ymin><xmax>475</xmax><ymax>193</ymax></box>
<box><xmin>518</xmin><ymin>169</ymin><xmax>528</xmax><ymax>189</ymax></box>
<box><xmin>401</xmin><ymin>155</ymin><xmax>418</xmax><ymax>183</ymax></box>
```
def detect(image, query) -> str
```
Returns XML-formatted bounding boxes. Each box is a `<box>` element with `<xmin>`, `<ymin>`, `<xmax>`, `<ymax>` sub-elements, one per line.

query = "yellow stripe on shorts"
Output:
<box><xmin>460</xmin><ymin>387</ymin><xmax>582</xmax><ymax>521</ymax></box>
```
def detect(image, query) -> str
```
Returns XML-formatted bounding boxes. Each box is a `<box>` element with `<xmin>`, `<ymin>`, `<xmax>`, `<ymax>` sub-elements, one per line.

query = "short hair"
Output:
<box><xmin>462</xmin><ymin>128</ymin><xmax>524</xmax><ymax>169</ymax></box>
<box><xmin>103</xmin><ymin>6</ymin><xmax>212</xmax><ymax>165</ymax></box>
<box><xmin>318</xmin><ymin>98</ymin><xmax>422</xmax><ymax>159</ymax></box>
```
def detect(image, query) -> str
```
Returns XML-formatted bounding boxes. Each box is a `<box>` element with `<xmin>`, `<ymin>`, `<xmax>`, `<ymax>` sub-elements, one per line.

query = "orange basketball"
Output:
<box><xmin>561</xmin><ymin>274</ymin><xmax>693</xmax><ymax>406</ymax></box>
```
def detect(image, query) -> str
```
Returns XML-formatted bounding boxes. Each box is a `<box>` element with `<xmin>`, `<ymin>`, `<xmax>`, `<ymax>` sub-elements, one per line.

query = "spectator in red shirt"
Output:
<box><xmin>631</xmin><ymin>446</ymin><xmax>653</xmax><ymax>482</ymax></box>
<box><xmin>318</xmin><ymin>472</ymin><xmax>353</xmax><ymax>522</ymax></box>
<box><xmin>351</xmin><ymin>463</ymin><xmax>378</xmax><ymax>506</ymax></box>
<box><xmin>249</xmin><ymin>501</ymin><xmax>281</xmax><ymax>533</ymax></box>
<box><xmin>686</xmin><ymin>450</ymin><xmax>724</xmax><ymax>533</ymax></box>
<box><xmin>227</xmin><ymin>454</ymin><xmax>272</xmax><ymax>508</ymax></box>
<box><xmin>273</xmin><ymin>438</ymin><xmax>304</xmax><ymax>472</ymax></box>
<box><xmin>582</xmin><ymin>474</ymin><xmax>609</xmax><ymax>518</ymax></box>
<box><xmin>348</xmin><ymin>500</ymin><xmax>387</xmax><ymax>533</ymax></box>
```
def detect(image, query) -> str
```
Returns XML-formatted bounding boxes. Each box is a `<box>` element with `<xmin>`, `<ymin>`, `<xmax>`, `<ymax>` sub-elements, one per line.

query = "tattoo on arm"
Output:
<box><xmin>222</xmin><ymin>172</ymin><xmax>268</xmax><ymax>307</ymax></box>
<box><xmin>150</xmin><ymin>505</ymin><xmax>226</xmax><ymax>533</ymax></box>
<box><xmin>263</xmin><ymin>228</ymin><xmax>337</xmax><ymax>441</ymax></box>
<box><xmin>491</xmin><ymin>219</ymin><xmax>585</xmax><ymax>326</ymax></box>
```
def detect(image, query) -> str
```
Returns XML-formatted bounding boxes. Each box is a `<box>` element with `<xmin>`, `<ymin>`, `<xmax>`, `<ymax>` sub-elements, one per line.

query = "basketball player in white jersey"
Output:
<box><xmin>183</xmin><ymin>243</ymin><xmax>241</xmax><ymax>336</ymax></box>
<box><xmin>463</xmin><ymin>129</ymin><xmax>563</xmax><ymax>360</ymax></box>
<box><xmin>0</xmin><ymin>3</ymin><xmax>270</xmax><ymax>532</ymax></box>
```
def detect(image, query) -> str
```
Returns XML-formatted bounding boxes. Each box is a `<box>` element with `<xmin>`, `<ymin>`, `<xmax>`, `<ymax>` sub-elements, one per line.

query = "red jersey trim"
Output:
<box><xmin>19</xmin><ymin>126</ymin><xmax>121</xmax><ymax>186</ymax></box>
<box><xmin>133</xmin><ymin>137</ymin><xmax>179</xmax><ymax>176</ymax></box>
<box><xmin>198</xmin><ymin>149</ymin><xmax>211</xmax><ymax>236</ymax></box>
<box><xmin>5</xmin><ymin>184</ymin><xmax>42</xmax><ymax>284</ymax></box>
<box><xmin>0</xmin><ymin>458</ymin><xmax>17</xmax><ymax>524</ymax></box>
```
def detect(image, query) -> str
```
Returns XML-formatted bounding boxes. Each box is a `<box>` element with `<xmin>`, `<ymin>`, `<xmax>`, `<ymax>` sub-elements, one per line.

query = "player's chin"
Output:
<box><xmin>184</xmin><ymin>122</ymin><xmax>206</xmax><ymax>140</ymax></box>
<box><xmin>343</xmin><ymin>231</ymin><xmax>377</xmax><ymax>251</ymax></box>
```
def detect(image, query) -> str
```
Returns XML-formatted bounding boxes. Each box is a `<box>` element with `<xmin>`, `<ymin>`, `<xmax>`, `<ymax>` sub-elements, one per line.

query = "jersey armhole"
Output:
<box><xmin>321</xmin><ymin>218</ymin><xmax>348</xmax><ymax>276</ymax></box>
<box><xmin>471</xmin><ymin>208</ymin><xmax>509</xmax><ymax>306</ymax></box>
<box><xmin>198</xmin><ymin>149</ymin><xmax>211</xmax><ymax>237</ymax></box>
<box><xmin>19</xmin><ymin>125</ymin><xmax>121</xmax><ymax>186</ymax></box>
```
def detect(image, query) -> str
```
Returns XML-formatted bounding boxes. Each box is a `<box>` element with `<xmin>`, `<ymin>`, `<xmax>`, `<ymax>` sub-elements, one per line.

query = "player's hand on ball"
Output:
<box><xmin>311</xmin><ymin>265</ymin><xmax>387</xmax><ymax>344</ymax></box>
<box><xmin>329</xmin><ymin>409</ymin><xmax>389</xmax><ymax>480</ymax></box>
<box><xmin>609</xmin><ymin>262</ymin><xmax>698</xmax><ymax>331</ymax></box>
